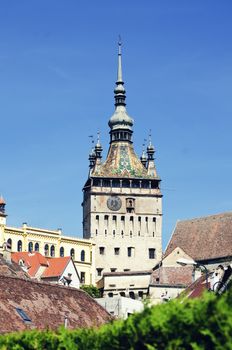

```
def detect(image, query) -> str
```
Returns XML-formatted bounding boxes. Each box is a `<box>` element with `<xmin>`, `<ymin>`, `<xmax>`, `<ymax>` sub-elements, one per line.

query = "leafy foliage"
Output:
<box><xmin>0</xmin><ymin>288</ymin><xmax>232</xmax><ymax>349</ymax></box>
<box><xmin>80</xmin><ymin>284</ymin><xmax>101</xmax><ymax>298</ymax></box>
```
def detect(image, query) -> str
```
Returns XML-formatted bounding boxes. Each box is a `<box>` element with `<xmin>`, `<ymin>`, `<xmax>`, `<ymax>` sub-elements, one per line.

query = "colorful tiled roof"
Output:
<box><xmin>164</xmin><ymin>212</ymin><xmax>232</xmax><ymax>261</ymax></box>
<box><xmin>92</xmin><ymin>142</ymin><xmax>157</xmax><ymax>179</ymax></box>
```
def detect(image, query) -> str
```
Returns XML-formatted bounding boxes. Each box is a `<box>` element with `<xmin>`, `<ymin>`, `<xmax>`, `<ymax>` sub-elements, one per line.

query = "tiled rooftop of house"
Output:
<box><xmin>0</xmin><ymin>275</ymin><xmax>112</xmax><ymax>334</ymax></box>
<box><xmin>42</xmin><ymin>256</ymin><xmax>70</xmax><ymax>278</ymax></box>
<box><xmin>11</xmin><ymin>252</ymin><xmax>72</xmax><ymax>279</ymax></box>
<box><xmin>150</xmin><ymin>265</ymin><xmax>193</xmax><ymax>287</ymax></box>
<box><xmin>164</xmin><ymin>212</ymin><xmax>232</xmax><ymax>261</ymax></box>
<box><xmin>0</xmin><ymin>253</ymin><xmax>29</xmax><ymax>279</ymax></box>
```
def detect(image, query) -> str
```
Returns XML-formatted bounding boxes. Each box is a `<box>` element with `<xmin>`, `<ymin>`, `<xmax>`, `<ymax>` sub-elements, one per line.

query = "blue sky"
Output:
<box><xmin>0</xmin><ymin>1</ymin><xmax>231</xmax><ymax>249</ymax></box>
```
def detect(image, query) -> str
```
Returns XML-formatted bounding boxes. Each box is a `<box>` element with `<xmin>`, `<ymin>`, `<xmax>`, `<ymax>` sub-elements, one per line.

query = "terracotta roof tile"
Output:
<box><xmin>42</xmin><ymin>256</ymin><xmax>70</xmax><ymax>278</ymax></box>
<box><xmin>164</xmin><ymin>212</ymin><xmax>232</xmax><ymax>261</ymax></box>
<box><xmin>12</xmin><ymin>252</ymin><xmax>48</xmax><ymax>277</ymax></box>
<box><xmin>0</xmin><ymin>275</ymin><xmax>112</xmax><ymax>333</ymax></box>
<box><xmin>150</xmin><ymin>266</ymin><xmax>193</xmax><ymax>286</ymax></box>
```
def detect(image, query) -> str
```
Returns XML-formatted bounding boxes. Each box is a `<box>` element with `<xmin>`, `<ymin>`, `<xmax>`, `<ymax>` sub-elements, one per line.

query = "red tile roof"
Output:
<box><xmin>0</xmin><ymin>275</ymin><xmax>112</xmax><ymax>333</ymax></box>
<box><xmin>12</xmin><ymin>252</ymin><xmax>48</xmax><ymax>277</ymax></box>
<box><xmin>181</xmin><ymin>275</ymin><xmax>209</xmax><ymax>299</ymax></box>
<box><xmin>150</xmin><ymin>266</ymin><xmax>193</xmax><ymax>287</ymax></box>
<box><xmin>11</xmin><ymin>252</ymin><xmax>72</xmax><ymax>279</ymax></box>
<box><xmin>164</xmin><ymin>212</ymin><xmax>232</xmax><ymax>261</ymax></box>
<box><xmin>42</xmin><ymin>256</ymin><xmax>70</xmax><ymax>278</ymax></box>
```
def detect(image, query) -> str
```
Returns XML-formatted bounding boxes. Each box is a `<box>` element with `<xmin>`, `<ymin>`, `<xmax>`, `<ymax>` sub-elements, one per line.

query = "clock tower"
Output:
<box><xmin>82</xmin><ymin>42</ymin><xmax>162</xmax><ymax>281</ymax></box>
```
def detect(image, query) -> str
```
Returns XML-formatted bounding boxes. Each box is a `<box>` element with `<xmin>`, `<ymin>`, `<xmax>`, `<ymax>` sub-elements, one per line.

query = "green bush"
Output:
<box><xmin>0</xmin><ymin>288</ymin><xmax>232</xmax><ymax>350</ymax></box>
<box><xmin>80</xmin><ymin>284</ymin><xmax>101</xmax><ymax>298</ymax></box>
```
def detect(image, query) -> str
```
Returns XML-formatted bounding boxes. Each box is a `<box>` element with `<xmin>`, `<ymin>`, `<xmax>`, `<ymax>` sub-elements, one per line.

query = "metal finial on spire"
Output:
<box><xmin>117</xmin><ymin>36</ymin><xmax>123</xmax><ymax>83</ymax></box>
<box><xmin>148</xmin><ymin>129</ymin><xmax>152</xmax><ymax>146</ymax></box>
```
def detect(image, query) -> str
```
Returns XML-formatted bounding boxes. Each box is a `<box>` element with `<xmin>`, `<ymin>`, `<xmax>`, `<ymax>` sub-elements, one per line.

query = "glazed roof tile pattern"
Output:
<box><xmin>92</xmin><ymin>142</ymin><xmax>157</xmax><ymax>179</ymax></box>
<box><xmin>0</xmin><ymin>275</ymin><xmax>112</xmax><ymax>333</ymax></box>
<box><xmin>164</xmin><ymin>212</ymin><xmax>232</xmax><ymax>261</ymax></box>
<box><xmin>150</xmin><ymin>266</ymin><xmax>193</xmax><ymax>286</ymax></box>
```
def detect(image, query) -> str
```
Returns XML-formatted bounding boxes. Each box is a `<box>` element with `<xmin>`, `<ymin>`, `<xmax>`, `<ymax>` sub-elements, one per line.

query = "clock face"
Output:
<box><xmin>107</xmin><ymin>196</ymin><xmax>122</xmax><ymax>211</ymax></box>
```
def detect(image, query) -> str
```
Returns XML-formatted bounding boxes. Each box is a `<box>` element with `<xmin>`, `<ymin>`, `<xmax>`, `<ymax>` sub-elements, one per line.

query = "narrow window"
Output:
<box><xmin>44</xmin><ymin>244</ymin><xmax>49</xmax><ymax>257</ymax></box>
<box><xmin>35</xmin><ymin>242</ymin><xmax>39</xmax><ymax>252</ymax></box>
<box><xmin>80</xmin><ymin>272</ymin><xmax>85</xmax><ymax>284</ymax></box>
<box><xmin>113</xmin><ymin>215</ymin><xmax>117</xmax><ymax>221</ymax></box>
<box><xmin>7</xmin><ymin>238</ymin><xmax>12</xmax><ymax>250</ymax></box>
<box><xmin>121</xmin><ymin>216</ymin><xmax>125</xmax><ymax>221</ymax></box>
<box><xmin>138</xmin><ymin>216</ymin><xmax>141</xmax><ymax>222</ymax></box>
<box><xmin>28</xmin><ymin>242</ymin><xmax>33</xmax><ymax>253</ymax></box>
<box><xmin>129</xmin><ymin>291</ymin><xmax>135</xmax><ymax>299</ymax></box>
<box><xmin>60</xmin><ymin>246</ymin><xmax>64</xmax><ymax>257</ymax></box>
<box><xmin>149</xmin><ymin>248</ymin><xmax>156</xmax><ymax>259</ymax></box>
<box><xmin>104</xmin><ymin>215</ymin><xmax>109</xmax><ymax>220</ymax></box>
<box><xmin>145</xmin><ymin>217</ymin><xmax>148</xmax><ymax>222</ymax></box>
<box><xmin>50</xmin><ymin>245</ymin><xmax>55</xmax><ymax>257</ymax></box>
<box><xmin>99</xmin><ymin>247</ymin><xmax>105</xmax><ymax>255</ymax></box>
<box><xmin>96</xmin><ymin>215</ymin><xmax>99</xmax><ymax>221</ymax></box>
<box><xmin>138</xmin><ymin>291</ymin><xmax>144</xmax><ymax>299</ymax></box>
<box><xmin>17</xmin><ymin>240</ymin><xmax>22</xmax><ymax>252</ymax></box>
<box><xmin>80</xmin><ymin>250</ymin><xmax>85</xmax><ymax>262</ymax></box>
<box><xmin>113</xmin><ymin>230</ymin><xmax>116</xmax><ymax>236</ymax></box>
<box><xmin>128</xmin><ymin>247</ymin><xmax>132</xmax><ymax>257</ymax></box>
<box><xmin>114</xmin><ymin>247</ymin><xmax>120</xmax><ymax>255</ymax></box>
<box><xmin>70</xmin><ymin>248</ymin><xmax>75</xmax><ymax>259</ymax></box>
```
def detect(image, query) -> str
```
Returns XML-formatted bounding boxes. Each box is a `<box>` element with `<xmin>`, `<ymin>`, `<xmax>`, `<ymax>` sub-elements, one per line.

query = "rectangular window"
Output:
<box><xmin>149</xmin><ymin>248</ymin><xmax>156</xmax><ymax>259</ymax></box>
<box><xmin>128</xmin><ymin>247</ymin><xmax>135</xmax><ymax>257</ymax></box>
<box><xmin>113</xmin><ymin>215</ymin><xmax>117</xmax><ymax>221</ymax></box>
<box><xmin>121</xmin><ymin>216</ymin><xmax>125</xmax><ymax>221</ymax></box>
<box><xmin>99</xmin><ymin>247</ymin><xmax>105</xmax><ymax>255</ymax></box>
<box><xmin>80</xmin><ymin>272</ymin><xmax>85</xmax><ymax>284</ymax></box>
<box><xmin>16</xmin><ymin>308</ymin><xmax>31</xmax><ymax>323</ymax></box>
<box><xmin>114</xmin><ymin>247</ymin><xmax>120</xmax><ymax>255</ymax></box>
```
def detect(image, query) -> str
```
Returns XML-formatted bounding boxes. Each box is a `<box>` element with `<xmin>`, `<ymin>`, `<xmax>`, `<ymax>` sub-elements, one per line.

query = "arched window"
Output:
<box><xmin>60</xmin><ymin>246</ymin><xmax>64</xmax><ymax>257</ymax></box>
<box><xmin>35</xmin><ymin>243</ymin><xmax>39</xmax><ymax>252</ymax></box>
<box><xmin>28</xmin><ymin>242</ymin><xmax>33</xmax><ymax>253</ymax></box>
<box><xmin>17</xmin><ymin>240</ymin><xmax>22</xmax><ymax>252</ymax></box>
<box><xmin>50</xmin><ymin>245</ymin><xmax>55</xmax><ymax>257</ymax></box>
<box><xmin>44</xmin><ymin>244</ymin><xmax>49</xmax><ymax>257</ymax></box>
<box><xmin>129</xmin><ymin>291</ymin><xmax>135</xmax><ymax>299</ymax></box>
<box><xmin>80</xmin><ymin>250</ymin><xmax>85</xmax><ymax>262</ymax></box>
<box><xmin>7</xmin><ymin>238</ymin><xmax>12</xmax><ymax>250</ymax></box>
<box><xmin>70</xmin><ymin>248</ymin><xmax>75</xmax><ymax>259</ymax></box>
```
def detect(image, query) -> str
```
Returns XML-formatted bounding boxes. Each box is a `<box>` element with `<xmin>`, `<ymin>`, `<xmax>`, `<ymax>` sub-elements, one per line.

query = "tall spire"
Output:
<box><xmin>114</xmin><ymin>38</ymin><xmax>126</xmax><ymax>107</ymax></box>
<box><xmin>108</xmin><ymin>38</ymin><xmax>134</xmax><ymax>142</ymax></box>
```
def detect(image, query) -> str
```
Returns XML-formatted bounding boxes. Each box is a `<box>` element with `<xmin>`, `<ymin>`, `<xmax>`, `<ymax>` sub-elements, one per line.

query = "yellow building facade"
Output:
<box><xmin>0</xmin><ymin>199</ymin><xmax>95</xmax><ymax>285</ymax></box>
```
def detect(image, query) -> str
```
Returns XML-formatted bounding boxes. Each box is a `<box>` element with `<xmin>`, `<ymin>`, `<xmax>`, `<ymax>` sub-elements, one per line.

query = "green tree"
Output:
<box><xmin>80</xmin><ymin>284</ymin><xmax>101</xmax><ymax>298</ymax></box>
